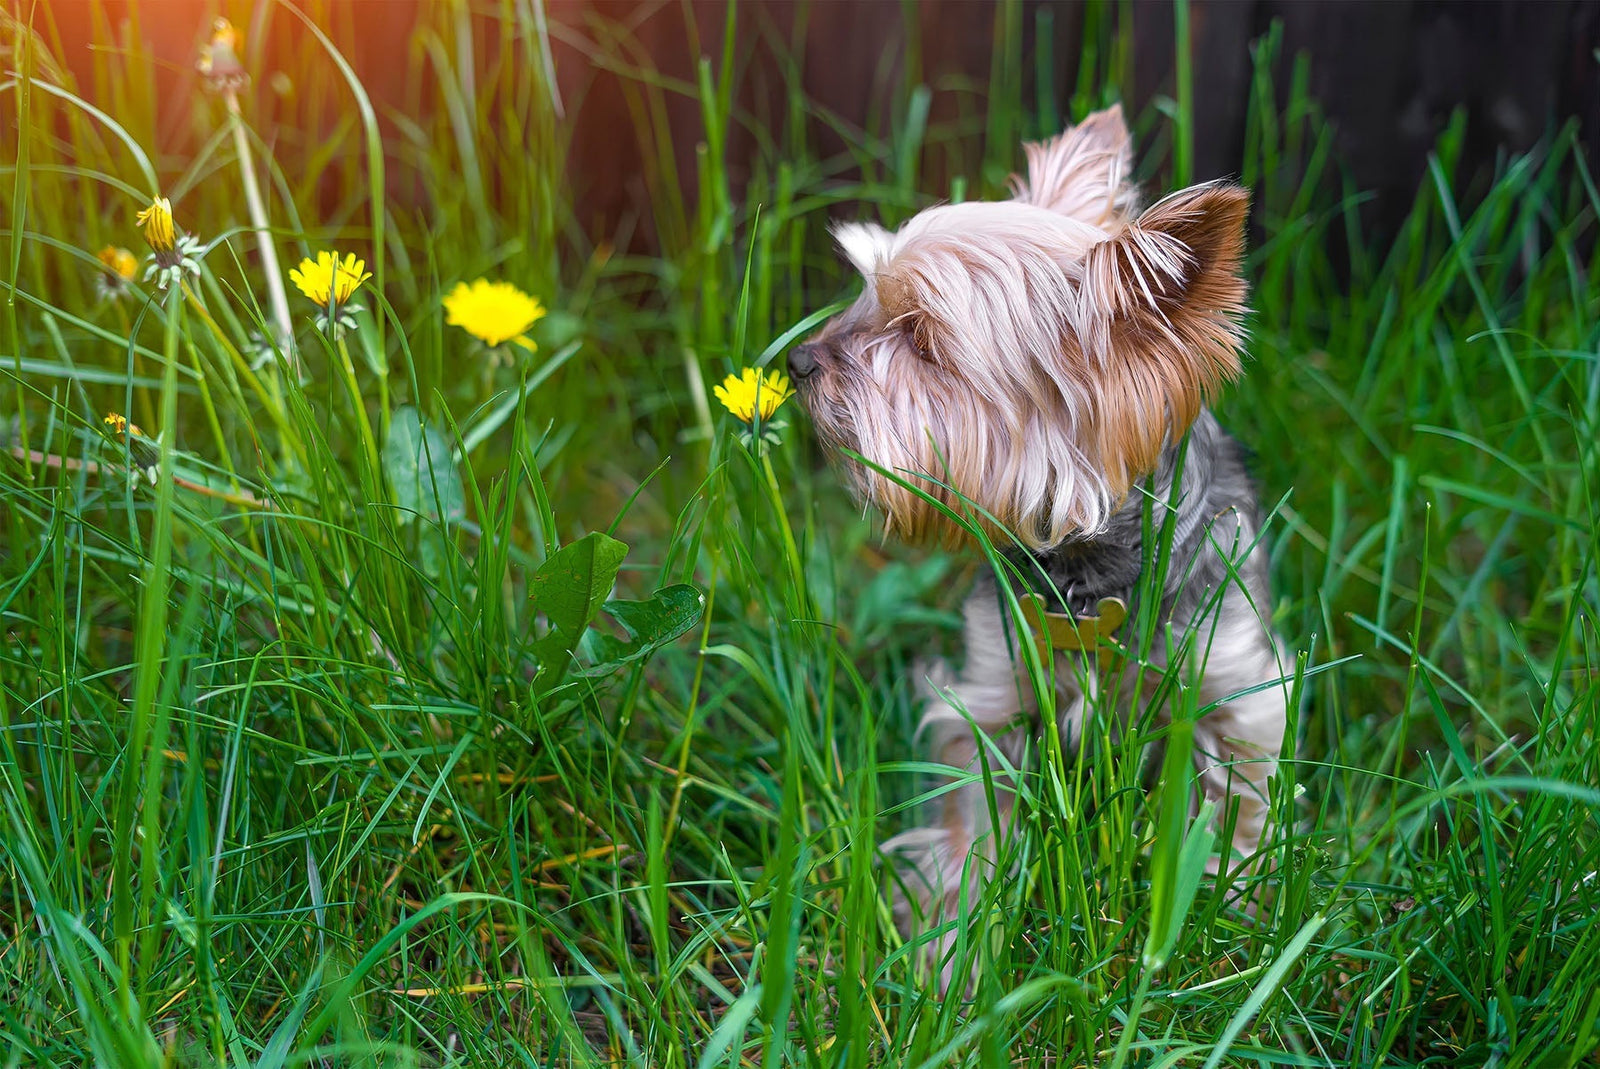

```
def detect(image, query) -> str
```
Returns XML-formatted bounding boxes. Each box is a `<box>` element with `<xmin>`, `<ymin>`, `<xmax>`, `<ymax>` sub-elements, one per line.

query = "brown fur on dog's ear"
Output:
<box><xmin>875</xmin><ymin>269</ymin><xmax>947</xmax><ymax>363</ymax></box>
<box><xmin>1075</xmin><ymin>181</ymin><xmax>1251</xmax><ymax>495</ymax></box>
<box><xmin>1011</xmin><ymin>104</ymin><xmax>1137</xmax><ymax>226</ymax></box>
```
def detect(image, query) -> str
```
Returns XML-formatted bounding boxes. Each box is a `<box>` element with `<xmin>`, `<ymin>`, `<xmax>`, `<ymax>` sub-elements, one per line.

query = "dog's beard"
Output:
<box><xmin>796</xmin><ymin>331</ymin><xmax>1113</xmax><ymax>550</ymax></box>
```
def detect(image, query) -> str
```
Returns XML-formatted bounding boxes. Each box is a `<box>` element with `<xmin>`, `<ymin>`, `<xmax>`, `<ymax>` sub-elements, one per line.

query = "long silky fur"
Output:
<box><xmin>792</xmin><ymin>107</ymin><xmax>1288</xmax><ymax>996</ymax></box>
<box><xmin>800</xmin><ymin>114</ymin><xmax>1250</xmax><ymax>550</ymax></box>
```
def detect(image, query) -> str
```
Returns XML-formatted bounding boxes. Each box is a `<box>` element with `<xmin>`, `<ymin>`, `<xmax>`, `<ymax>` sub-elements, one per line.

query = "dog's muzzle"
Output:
<box><xmin>787</xmin><ymin>342</ymin><xmax>823</xmax><ymax>381</ymax></box>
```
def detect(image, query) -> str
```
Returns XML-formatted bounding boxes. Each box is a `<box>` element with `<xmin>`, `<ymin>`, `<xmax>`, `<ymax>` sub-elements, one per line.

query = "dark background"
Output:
<box><xmin>564</xmin><ymin>0</ymin><xmax>1600</xmax><ymax>243</ymax></box>
<box><xmin>38</xmin><ymin>1</ymin><xmax>1600</xmax><ymax>249</ymax></box>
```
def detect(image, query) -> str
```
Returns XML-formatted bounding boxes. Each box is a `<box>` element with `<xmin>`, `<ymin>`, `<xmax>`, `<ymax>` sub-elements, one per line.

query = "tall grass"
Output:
<box><xmin>2</xmin><ymin>2</ymin><xmax>1598</xmax><ymax>1066</ymax></box>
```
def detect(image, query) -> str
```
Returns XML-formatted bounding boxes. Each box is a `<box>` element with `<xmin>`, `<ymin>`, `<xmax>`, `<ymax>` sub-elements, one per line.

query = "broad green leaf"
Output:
<box><xmin>1144</xmin><ymin>715</ymin><xmax>1201</xmax><ymax>972</ymax></box>
<box><xmin>382</xmin><ymin>405</ymin><xmax>465</xmax><ymax>525</ymax></box>
<box><xmin>580</xmin><ymin>584</ymin><xmax>705</xmax><ymax>675</ymax></box>
<box><xmin>531</xmin><ymin>532</ymin><xmax>628</xmax><ymax>677</ymax></box>
<box><xmin>1144</xmin><ymin>799</ymin><xmax>1216</xmax><ymax>971</ymax></box>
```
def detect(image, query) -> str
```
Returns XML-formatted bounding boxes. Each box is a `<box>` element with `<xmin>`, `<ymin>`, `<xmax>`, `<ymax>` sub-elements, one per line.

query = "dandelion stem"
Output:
<box><xmin>112</xmin><ymin>301</ymin><xmax>158</xmax><ymax>433</ymax></box>
<box><xmin>336</xmin><ymin>334</ymin><xmax>381</xmax><ymax>485</ymax></box>
<box><xmin>9</xmin><ymin>447</ymin><xmax>271</xmax><ymax>509</ymax></box>
<box><xmin>225</xmin><ymin>92</ymin><xmax>295</xmax><ymax>368</ymax></box>
<box><xmin>761</xmin><ymin>451</ymin><xmax>807</xmax><ymax>617</ymax></box>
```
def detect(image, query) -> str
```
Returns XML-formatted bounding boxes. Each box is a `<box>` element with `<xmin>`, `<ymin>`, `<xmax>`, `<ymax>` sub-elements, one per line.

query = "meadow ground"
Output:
<box><xmin>2</xmin><ymin>4</ymin><xmax>1599</xmax><ymax>1066</ymax></box>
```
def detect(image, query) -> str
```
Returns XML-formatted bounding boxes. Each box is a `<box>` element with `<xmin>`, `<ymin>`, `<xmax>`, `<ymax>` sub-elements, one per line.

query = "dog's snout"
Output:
<box><xmin>788</xmin><ymin>342</ymin><xmax>823</xmax><ymax>381</ymax></box>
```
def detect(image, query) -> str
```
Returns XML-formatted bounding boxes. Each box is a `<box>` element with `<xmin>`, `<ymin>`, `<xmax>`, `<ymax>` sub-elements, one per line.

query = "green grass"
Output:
<box><xmin>3</xmin><ymin>2</ymin><xmax>1599</xmax><ymax>1065</ymax></box>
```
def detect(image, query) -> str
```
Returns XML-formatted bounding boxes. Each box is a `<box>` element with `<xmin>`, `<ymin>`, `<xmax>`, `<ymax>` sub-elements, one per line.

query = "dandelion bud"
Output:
<box><xmin>134</xmin><ymin>196</ymin><xmax>203</xmax><ymax>290</ymax></box>
<box><xmin>136</xmin><ymin>197</ymin><xmax>175</xmax><ymax>253</ymax></box>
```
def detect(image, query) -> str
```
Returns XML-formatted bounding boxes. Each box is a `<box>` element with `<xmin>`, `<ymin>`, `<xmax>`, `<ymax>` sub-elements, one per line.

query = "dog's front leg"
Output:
<box><xmin>1192</xmin><ymin>583</ymin><xmax>1290</xmax><ymax>878</ymax></box>
<box><xmin>886</xmin><ymin>578</ymin><xmax>1042</xmax><ymax>991</ymax></box>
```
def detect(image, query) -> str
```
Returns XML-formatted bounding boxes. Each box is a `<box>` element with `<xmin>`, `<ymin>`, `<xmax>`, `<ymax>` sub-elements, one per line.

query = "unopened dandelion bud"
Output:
<box><xmin>136</xmin><ymin>197</ymin><xmax>175</xmax><ymax>253</ymax></box>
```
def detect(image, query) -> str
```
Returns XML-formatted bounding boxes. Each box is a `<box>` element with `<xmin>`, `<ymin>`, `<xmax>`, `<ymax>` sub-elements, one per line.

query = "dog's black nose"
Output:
<box><xmin>788</xmin><ymin>342</ymin><xmax>822</xmax><ymax>380</ymax></box>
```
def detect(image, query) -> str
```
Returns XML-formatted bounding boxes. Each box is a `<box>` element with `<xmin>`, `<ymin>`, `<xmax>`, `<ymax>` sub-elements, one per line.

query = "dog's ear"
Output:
<box><xmin>1011</xmin><ymin>104</ymin><xmax>1136</xmax><ymax>226</ymax></box>
<box><xmin>832</xmin><ymin>220</ymin><xmax>895</xmax><ymax>278</ymax></box>
<box><xmin>1074</xmin><ymin>181</ymin><xmax>1251</xmax><ymax>493</ymax></box>
<box><xmin>873</xmin><ymin>267</ymin><xmax>949</xmax><ymax>364</ymax></box>
<box><xmin>833</xmin><ymin>220</ymin><xmax>945</xmax><ymax>353</ymax></box>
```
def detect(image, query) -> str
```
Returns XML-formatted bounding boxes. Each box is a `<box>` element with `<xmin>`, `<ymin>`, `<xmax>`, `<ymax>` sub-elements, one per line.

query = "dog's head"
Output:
<box><xmin>790</xmin><ymin>105</ymin><xmax>1250</xmax><ymax>550</ymax></box>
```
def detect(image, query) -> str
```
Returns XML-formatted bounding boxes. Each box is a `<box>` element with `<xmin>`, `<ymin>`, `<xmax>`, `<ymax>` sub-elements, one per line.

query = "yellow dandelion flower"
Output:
<box><xmin>714</xmin><ymin>367</ymin><xmax>794</xmax><ymax>424</ymax></box>
<box><xmin>103</xmin><ymin>412</ymin><xmax>144</xmax><ymax>436</ymax></box>
<box><xmin>95</xmin><ymin>245</ymin><xmax>140</xmax><ymax>299</ymax></box>
<box><xmin>96</xmin><ymin>246</ymin><xmax>138</xmax><ymax>281</ymax></box>
<box><xmin>198</xmin><ymin>17</ymin><xmax>248</xmax><ymax>92</ymax></box>
<box><xmin>442</xmin><ymin>279</ymin><xmax>545</xmax><ymax>349</ymax></box>
<box><xmin>289</xmin><ymin>251</ymin><xmax>371</xmax><ymax>307</ymax></box>
<box><xmin>136</xmin><ymin>197</ymin><xmax>175</xmax><ymax>253</ymax></box>
<box><xmin>201</xmin><ymin>17</ymin><xmax>243</xmax><ymax>63</ymax></box>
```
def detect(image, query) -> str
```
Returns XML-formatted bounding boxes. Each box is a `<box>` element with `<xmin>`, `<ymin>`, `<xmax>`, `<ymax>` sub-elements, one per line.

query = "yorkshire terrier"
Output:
<box><xmin>789</xmin><ymin>105</ymin><xmax>1290</xmax><ymax>987</ymax></box>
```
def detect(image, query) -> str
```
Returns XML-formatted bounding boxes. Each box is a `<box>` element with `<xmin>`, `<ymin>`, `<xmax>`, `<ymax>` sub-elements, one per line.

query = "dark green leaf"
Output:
<box><xmin>531</xmin><ymin>532</ymin><xmax>628</xmax><ymax>678</ymax></box>
<box><xmin>581</xmin><ymin>584</ymin><xmax>705</xmax><ymax>674</ymax></box>
<box><xmin>382</xmin><ymin>405</ymin><xmax>465</xmax><ymax>525</ymax></box>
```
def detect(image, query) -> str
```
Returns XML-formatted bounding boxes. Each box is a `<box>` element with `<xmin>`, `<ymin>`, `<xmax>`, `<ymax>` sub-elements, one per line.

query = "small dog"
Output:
<box><xmin>789</xmin><ymin>105</ymin><xmax>1290</xmax><ymax>986</ymax></box>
